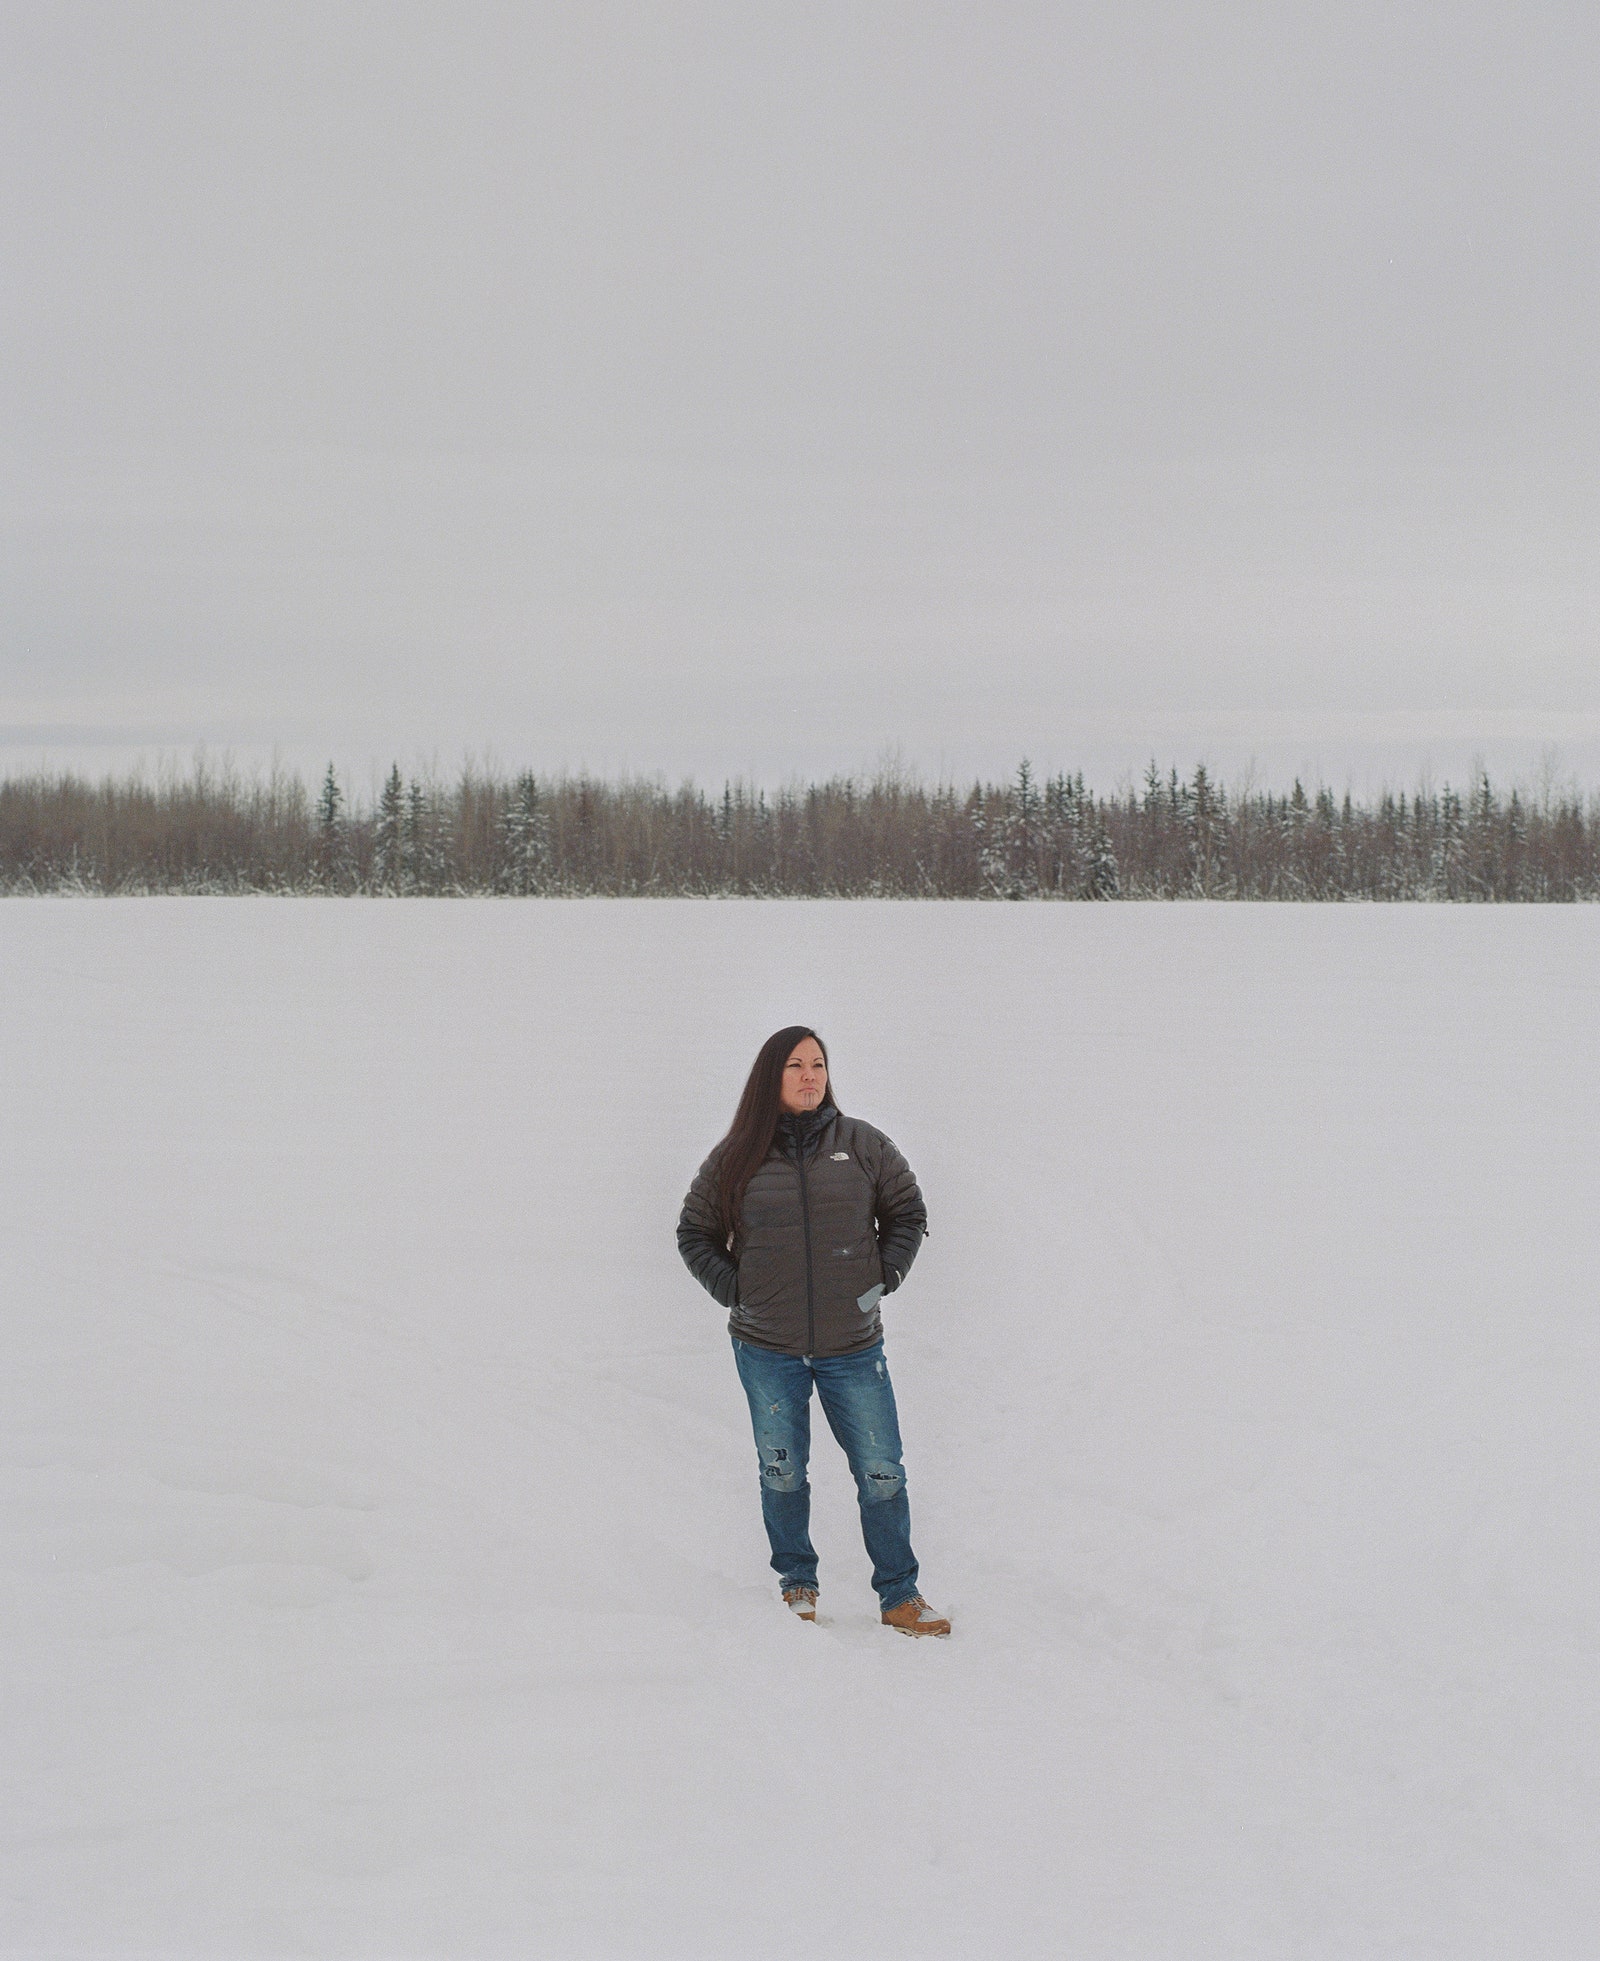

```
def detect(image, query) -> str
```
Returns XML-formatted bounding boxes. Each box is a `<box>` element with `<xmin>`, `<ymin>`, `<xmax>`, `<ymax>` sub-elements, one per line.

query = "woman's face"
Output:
<box><xmin>778</xmin><ymin>1038</ymin><xmax>828</xmax><ymax>1114</ymax></box>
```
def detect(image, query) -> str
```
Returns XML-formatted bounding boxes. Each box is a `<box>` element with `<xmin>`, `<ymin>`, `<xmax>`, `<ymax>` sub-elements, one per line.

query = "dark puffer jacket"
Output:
<box><xmin>677</xmin><ymin>1107</ymin><xmax>928</xmax><ymax>1357</ymax></box>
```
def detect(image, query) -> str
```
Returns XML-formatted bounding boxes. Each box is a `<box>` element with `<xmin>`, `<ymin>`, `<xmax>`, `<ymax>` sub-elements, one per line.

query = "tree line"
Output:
<box><xmin>1</xmin><ymin>757</ymin><xmax>1596</xmax><ymax>900</ymax></box>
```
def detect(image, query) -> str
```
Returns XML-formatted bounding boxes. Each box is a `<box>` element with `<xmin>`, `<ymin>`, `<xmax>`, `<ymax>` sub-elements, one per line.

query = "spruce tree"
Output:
<box><xmin>1043</xmin><ymin>772</ymin><xmax>1082</xmax><ymax>894</ymax></box>
<box><xmin>974</xmin><ymin>786</ymin><xmax>1010</xmax><ymax>897</ymax></box>
<box><xmin>1190</xmin><ymin>764</ymin><xmax>1226</xmax><ymax>894</ymax></box>
<box><xmin>1000</xmin><ymin>760</ymin><xmax>1041</xmax><ymax>897</ymax></box>
<box><xmin>372</xmin><ymin>764</ymin><xmax>404</xmax><ymax>891</ymax></box>
<box><xmin>316</xmin><ymin>763</ymin><xmax>347</xmax><ymax>887</ymax></box>
<box><xmin>499</xmin><ymin>772</ymin><xmax>551</xmax><ymax>894</ymax></box>
<box><xmin>405</xmin><ymin>780</ymin><xmax>442</xmax><ymax>893</ymax></box>
<box><xmin>1084</xmin><ymin>821</ymin><xmax>1121</xmax><ymax>899</ymax></box>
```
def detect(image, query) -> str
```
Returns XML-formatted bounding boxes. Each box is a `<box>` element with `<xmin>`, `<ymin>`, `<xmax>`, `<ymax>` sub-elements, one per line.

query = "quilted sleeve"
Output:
<box><xmin>676</xmin><ymin>1150</ymin><xmax>740</xmax><ymax>1309</ymax></box>
<box><xmin>872</xmin><ymin>1132</ymin><xmax>927</xmax><ymax>1292</ymax></box>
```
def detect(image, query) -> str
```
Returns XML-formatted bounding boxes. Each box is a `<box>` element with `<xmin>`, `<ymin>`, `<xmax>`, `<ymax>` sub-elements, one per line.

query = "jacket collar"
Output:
<box><xmin>775</xmin><ymin>1106</ymin><xmax>835</xmax><ymax>1158</ymax></box>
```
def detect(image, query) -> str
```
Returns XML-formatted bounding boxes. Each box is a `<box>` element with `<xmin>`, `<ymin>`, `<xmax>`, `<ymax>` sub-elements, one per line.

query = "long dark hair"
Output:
<box><xmin>714</xmin><ymin>1025</ymin><xmax>836</xmax><ymax>1239</ymax></box>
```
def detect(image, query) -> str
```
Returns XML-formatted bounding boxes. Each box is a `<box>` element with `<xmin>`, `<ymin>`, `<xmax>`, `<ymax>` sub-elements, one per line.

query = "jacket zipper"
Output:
<box><xmin>795</xmin><ymin>1135</ymin><xmax>816</xmax><ymax>1355</ymax></box>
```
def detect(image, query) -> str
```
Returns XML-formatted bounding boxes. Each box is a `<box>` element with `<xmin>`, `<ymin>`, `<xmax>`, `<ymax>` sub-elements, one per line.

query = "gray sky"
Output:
<box><xmin>4</xmin><ymin>1</ymin><xmax>1597</xmax><ymax>793</ymax></box>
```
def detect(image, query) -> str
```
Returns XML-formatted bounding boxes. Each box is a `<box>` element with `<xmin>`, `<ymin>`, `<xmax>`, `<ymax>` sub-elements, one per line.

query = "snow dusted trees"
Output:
<box><xmin>315</xmin><ymin>764</ymin><xmax>352</xmax><ymax>889</ymax></box>
<box><xmin>372</xmin><ymin>766</ymin><xmax>405</xmax><ymax>891</ymax></box>
<box><xmin>1</xmin><ymin>758</ymin><xmax>1596</xmax><ymax>898</ymax></box>
<box><xmin>498</xmin><ymin>773</ymin><xmax>551</xmax><ymax>894</ymax></box>
<box><xmin>404</xmin><ymin>781</ymin><xmax>451</xmax><ymax>893</ymax></box>
<box><xmin>1084</xmin><ymin>819</ymin><xmax>1121</xmax><ymax>899</ymax></box>
<box><xmin>975</xmin><ymin>762</ymin><xmax>1114</xmax><ymax>898</ymax></box>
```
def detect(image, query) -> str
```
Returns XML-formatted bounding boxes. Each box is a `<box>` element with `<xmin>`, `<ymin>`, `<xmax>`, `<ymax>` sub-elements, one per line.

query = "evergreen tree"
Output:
<box><xmin>999</xmin><ymin>760</ymin><xmax>1041</xmax><ymax>897</ymax></box>
<box><xmin>1083</xmin><ymin>820</ymin><xmax>1120</xmax><ymax>899</ymax></box>
<box><xmin>974</xmin><ymin>785</ymin><xmax>1010</xmax><ymax>897</ymax></box>
<box><xmin>499</xmin><ymin>772</ymin><xmax>551</xmax><ymax>894</ymax></box>
<box><xmin>317</xmin><ymin>762</ymin><xmax>342</xmax><ymax>832</ymax></box>
<box><xmin>316</xmin><ymin>762</ymin><xmax>348</xmax><ymax>886</ymax></box>
<box><xmin>372</xmin><ymin>763</ymin><xmax>404</xmax><ymax>891</ymax></box>
<box><xmin>1189</xmin><ymin>764</ymin><xmax>1226</xmax><ymax>895</ymax></box>
<box><xmin>1043</xmin><ymin>771</ymin><xmax>1082</xmax><ymax>894</ymax></box>
<box><xmin>405</xmin><ymin>779</ymin><xmax>449</xmax><ymax>893</ymax></box>
<box><xmin>1434</xmin><ymin>785</ymin><xmax>1466</xmax><ymax>899</ymax></box>
<box><xmin>1506</xmin><ymin>789</ymin><xmax>1528</xmax><ymax>899</ymax></box>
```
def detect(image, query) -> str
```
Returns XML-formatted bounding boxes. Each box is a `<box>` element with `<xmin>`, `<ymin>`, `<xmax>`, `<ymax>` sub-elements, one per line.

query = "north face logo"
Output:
<box><xmin>830</xmin><ymin>1151</ymin><xmax>850</xmax><ymax>1160</ymax></box>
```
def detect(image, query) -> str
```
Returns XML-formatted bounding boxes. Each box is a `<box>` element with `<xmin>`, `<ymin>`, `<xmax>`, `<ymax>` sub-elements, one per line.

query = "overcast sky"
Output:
<box><xmin>3</xmin><ymin>1</ymin><xmax>1597</xmax><ymax>792</ymax></box>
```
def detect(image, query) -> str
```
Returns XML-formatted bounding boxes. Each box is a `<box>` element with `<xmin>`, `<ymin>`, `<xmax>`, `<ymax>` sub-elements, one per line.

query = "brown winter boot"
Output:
<box><xmin>881</xmin><ymin>1595</ymin><xmax>951</xmax><ymax>1637</ymax></box>
<box><xmin>782</xmin><ymin>1587</ymin><xmax>818</xmax><ymax>1622</ymax></box>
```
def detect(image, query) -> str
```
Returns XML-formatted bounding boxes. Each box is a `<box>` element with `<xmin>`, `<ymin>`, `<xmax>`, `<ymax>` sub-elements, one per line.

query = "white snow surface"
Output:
<box><xmin>3</xmin><ymin>898</ymin><xmax>1597</xmax><ymax>1959</ymax></box>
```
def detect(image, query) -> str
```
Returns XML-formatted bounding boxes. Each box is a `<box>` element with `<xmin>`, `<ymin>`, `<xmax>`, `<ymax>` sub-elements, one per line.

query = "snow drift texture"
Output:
<box><xmin>3</xmin><ymin>898</ymin><xmax>1596</xmax><ymax>1959</ymax></box>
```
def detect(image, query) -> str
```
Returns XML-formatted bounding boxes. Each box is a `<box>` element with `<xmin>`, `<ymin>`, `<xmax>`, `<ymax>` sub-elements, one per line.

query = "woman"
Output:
<box><xmin>677</xmin><ymin>1026</ymin><xmax>950</xmax><ymax>1635</ymax></box>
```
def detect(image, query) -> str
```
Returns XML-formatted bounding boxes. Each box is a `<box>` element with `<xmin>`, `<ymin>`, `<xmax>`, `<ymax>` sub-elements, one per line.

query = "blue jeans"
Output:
<box><xmin>732</xmin><ymin>1337</ymin><xmax>921</xmax><ymax>1612</ymax></box>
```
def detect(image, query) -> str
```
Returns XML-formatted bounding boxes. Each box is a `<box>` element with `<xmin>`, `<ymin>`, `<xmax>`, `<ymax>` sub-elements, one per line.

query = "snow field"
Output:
<box><xmin>2</xmin><ymin>898</ymin><xmax>1597</xmax><ymax>1958</ymax></box>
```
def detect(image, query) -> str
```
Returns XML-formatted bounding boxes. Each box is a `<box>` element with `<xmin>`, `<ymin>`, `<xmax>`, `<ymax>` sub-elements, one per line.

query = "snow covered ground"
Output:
<box><xmin>3</xmin><ymin>898</ymin><xmax>1597</xmax><ymax>1959</ymax></box>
